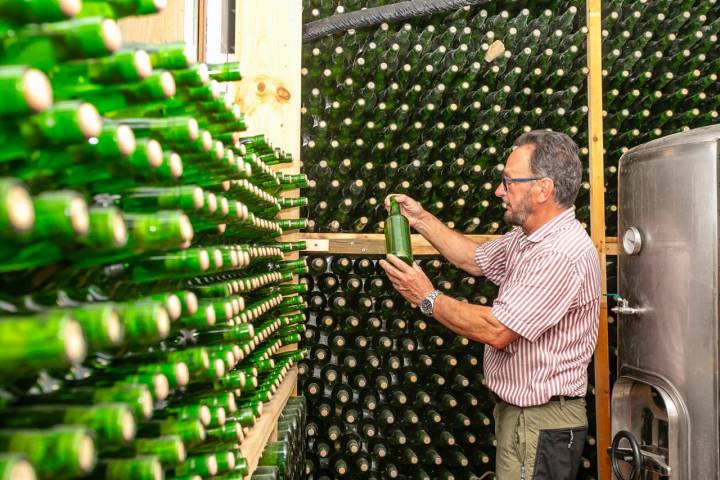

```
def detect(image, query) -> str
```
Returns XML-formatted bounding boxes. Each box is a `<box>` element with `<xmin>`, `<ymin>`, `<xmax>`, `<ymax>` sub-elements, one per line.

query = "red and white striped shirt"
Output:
<box><xmin>474</xmin><ymin>207</ymin><xmax>601</xmax><ymax>407</ymax></box>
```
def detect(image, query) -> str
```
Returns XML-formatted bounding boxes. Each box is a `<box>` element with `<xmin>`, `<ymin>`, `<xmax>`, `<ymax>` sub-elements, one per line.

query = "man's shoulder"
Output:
<box><xmin>538</xmin><ymin>220</ymin><xmax>596</xmax><ymax>262</ymax></box>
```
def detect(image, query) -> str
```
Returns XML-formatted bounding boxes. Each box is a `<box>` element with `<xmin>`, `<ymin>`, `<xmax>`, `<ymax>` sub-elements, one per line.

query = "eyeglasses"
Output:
<box><xmin>501</xmin><ymin>174</ymin><xmax>545</xmax><ymax>191</ymax></box>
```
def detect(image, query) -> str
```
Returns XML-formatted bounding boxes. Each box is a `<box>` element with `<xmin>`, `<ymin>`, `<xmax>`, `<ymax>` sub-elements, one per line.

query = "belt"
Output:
<box><xmin>490</xmin><ymin>391</ymin><xmax>584</xmax><ymax>406</ymax></box>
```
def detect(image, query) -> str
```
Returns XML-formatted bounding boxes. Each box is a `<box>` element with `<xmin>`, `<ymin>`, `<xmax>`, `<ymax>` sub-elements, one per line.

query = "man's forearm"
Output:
<box><xmin>414</xmin><ymin>211</ymin><xmax>482</xmax><ymax>275</ymax></box>
<box><xmin>432</xmin><ymin>294</ymin><xmax>519</xmax><ymax>349</ymax></box>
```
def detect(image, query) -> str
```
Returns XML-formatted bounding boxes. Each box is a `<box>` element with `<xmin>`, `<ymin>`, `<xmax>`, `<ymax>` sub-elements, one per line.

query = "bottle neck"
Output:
<box><xmin>389</xmin><ymin>198</ymin><xmax>400</xmax><ymax>215</ymax></box>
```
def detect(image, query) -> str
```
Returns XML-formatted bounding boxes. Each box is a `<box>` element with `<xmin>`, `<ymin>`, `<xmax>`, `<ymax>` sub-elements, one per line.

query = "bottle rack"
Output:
<box><xmin>118</xmin><ymin>2</ymin><xmax>305</xmax><ymax>479</ymax></box>
<box><xmin>298</xmin><ymin>0</ymin><xmax>614</xmax><ymax>478</ymax></box>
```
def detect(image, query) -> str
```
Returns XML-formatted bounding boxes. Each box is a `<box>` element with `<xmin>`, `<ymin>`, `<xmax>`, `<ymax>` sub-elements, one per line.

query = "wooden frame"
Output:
<box><xmin>586</xmin><ymin>1</ymin><xmax>611</xmax><ymax>478</ymax></box>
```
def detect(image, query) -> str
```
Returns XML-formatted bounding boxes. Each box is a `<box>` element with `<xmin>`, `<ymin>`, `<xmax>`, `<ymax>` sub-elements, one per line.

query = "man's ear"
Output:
<box><xmin>535</xmin><ymin>178</ymin><xmax>554</xmax><ymax>204</ymax></box>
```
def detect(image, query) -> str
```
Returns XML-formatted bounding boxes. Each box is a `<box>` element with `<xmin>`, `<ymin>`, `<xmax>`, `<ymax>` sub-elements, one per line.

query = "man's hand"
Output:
<box><xmin>379</xmin><ymin>254</ymin><xmax>435</xmax><ymax>307</ymax></box>
<box><xmin>384</xmin><ymin>194</ymin><xmax>426</xmax><ymax>228</ymax></box>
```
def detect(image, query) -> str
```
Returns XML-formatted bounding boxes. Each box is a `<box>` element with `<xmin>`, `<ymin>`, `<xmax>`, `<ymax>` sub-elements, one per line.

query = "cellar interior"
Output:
<box><xmin>0</xmin><ymin>0</ymin><xmax>718</xmax><ymax>479</ymax></box>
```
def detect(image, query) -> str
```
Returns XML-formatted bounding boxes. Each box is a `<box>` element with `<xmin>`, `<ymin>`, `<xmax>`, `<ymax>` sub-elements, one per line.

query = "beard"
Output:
<box><xmin>503</xmin><ymin>197</ymin><xmax>531</xmax><ymax>226</ymax></box>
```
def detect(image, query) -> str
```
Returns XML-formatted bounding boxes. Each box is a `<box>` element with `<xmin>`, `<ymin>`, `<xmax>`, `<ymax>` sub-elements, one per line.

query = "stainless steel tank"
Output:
<box><xmin>612</xmin><ymin>124</ymin><xmax>720</xmax><ymax>479</ymax></box>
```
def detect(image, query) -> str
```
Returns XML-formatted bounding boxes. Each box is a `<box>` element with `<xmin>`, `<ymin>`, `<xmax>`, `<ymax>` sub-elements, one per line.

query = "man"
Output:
<box><xmin>379</xmin><ymin>130</ymin><xmax>601</xmax><ymax>480</ymax></box>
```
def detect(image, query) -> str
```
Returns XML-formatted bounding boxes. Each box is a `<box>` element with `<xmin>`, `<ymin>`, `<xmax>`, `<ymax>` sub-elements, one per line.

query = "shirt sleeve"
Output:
<box><xmin>490</xmin><ymin>250</ymin><xmax>581</xmax><ymax>343</ymax></box>
<box><xmin>474</xmin><ymin>230</ymin><xmax>514</xmax><ymax>285</ymax></box>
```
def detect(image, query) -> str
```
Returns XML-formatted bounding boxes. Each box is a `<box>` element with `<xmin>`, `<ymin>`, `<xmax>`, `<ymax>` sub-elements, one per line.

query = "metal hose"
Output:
<box><xmin>302</xmin><ymin>0</ymin><xmax>486</xmax><ymax>43</ymax></box>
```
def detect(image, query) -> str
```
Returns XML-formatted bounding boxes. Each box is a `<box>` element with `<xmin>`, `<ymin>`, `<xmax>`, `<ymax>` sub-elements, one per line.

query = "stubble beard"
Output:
<box><xmin>503</xmin><ymin>199</ymin><xmax>530</xmax><ymax>227</ymax></box>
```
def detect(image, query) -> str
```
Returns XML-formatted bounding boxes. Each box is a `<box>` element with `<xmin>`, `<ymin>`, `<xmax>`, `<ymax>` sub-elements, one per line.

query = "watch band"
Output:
<box><xmin>421</xmin><ymin>289</ymin><xmax>442</xmax><ymax>316</ymax></box>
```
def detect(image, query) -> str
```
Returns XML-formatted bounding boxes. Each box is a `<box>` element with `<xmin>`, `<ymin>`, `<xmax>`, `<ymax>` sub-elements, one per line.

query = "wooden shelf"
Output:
<box><xmin>302</xmin><ymin>233</ymin><xmax>619</xmax><ymax>256</ymax></box>
<box><xmin>239</xmin><ymin>366</ymin><xmax>298</xmax><ymax>479</ymax></box>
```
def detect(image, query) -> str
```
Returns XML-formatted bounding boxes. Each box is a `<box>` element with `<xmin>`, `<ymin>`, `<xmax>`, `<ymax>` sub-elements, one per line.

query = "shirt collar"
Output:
<box><xmin>524</xmin><ymin>207</ymin><xmax>576</xmax><ymax>243</ymax></box>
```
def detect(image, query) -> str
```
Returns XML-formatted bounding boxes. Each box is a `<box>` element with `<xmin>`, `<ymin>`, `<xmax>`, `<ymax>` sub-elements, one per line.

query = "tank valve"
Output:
<box><xmin>608</xmin><ymin>294</ymin><xmax>644</xmax><ymax>315</ymax></box>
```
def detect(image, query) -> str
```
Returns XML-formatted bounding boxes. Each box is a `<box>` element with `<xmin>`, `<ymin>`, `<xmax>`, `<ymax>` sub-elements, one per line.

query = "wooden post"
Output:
<box><xmin>197</xmin><ymin>0</ymin><xmax>207</xmax><ymax>62</ymax></box>
<box><xmin>586</xmin><ymin>0</ymin><xmax>611</xmax><ymax>478</ymax></box>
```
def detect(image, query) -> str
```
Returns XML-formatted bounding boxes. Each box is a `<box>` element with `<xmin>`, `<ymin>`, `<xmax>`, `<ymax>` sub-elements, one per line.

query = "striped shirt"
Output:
<box><xmin>474</xmin><ymin>207</ymin><xmax>601</xmax><ymax>407</ymax></box>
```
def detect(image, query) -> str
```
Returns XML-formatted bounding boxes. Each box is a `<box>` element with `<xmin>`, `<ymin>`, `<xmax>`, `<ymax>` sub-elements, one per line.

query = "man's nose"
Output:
<box><xmin>495</xmin><ymin>183</ymin><xmax>505</xmax><ymax>198</ymax></box>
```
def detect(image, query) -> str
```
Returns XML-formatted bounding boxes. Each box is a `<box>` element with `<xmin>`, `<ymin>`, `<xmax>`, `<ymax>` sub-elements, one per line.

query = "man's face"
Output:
<box><xmin>495</xmin><ymin>145</ymin><xmax>536</xmax><ymax>227</ymax></box>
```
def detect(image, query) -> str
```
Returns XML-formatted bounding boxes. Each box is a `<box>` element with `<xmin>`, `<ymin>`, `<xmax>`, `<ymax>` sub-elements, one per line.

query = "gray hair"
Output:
<box><xmin>513</xmin><ymin>130</ymin><xmax>582</xmax><ymax>208</ymax></box>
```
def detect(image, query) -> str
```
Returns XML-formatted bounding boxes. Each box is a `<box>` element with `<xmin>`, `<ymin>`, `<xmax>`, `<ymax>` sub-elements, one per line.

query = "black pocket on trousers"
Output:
<box><xmin>532</xmin><ymin>425</ymin><xmax>588</xmax><ymax>480</ymax></box>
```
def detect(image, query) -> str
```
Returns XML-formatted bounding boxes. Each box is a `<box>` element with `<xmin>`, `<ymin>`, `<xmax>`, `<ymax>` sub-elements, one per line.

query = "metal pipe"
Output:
<box><xmin>302</xmin><ymin>0</ymin><xmax>485</xmax><ymax>43</ymax></box>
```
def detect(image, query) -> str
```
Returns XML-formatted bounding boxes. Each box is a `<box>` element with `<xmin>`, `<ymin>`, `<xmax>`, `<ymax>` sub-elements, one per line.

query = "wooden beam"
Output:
<box><xmin>302</xmin><ymin>233</ymin><xmax>618</xmax><ymax>257</ymax></box>
<box><xmin>239</xmin><ymin>367</ymin><xmax>298</xmax><ymax>478</ymax></box>
<box><xmin>197</xmin><ymin>0</ymin><xmax>207</xmax><ymax>62</ymax></box>
<box><xmin>586</xmin><ymin>0</ymin><xmax>612</xmax><ymax>477</ymax></box>
<box><xmin>301</xmin><ymin>233</ymin><xmax>500</xmax><ymax>256</ymax></box>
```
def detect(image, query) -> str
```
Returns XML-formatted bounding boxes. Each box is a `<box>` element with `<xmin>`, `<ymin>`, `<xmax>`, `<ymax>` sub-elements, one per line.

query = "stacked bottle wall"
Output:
<box><xmin>301</xmin><ymin>3</ymin><xmax>594</xmax><ymax>235</ymax></box>
<box><xmin>299</xmin><ymin>255</ymin><xmax>600</xmax><ymax>479</ymax></box>
<box><xmin>601</xmin><ymin>1</ymin><xmax>720</xmax><ymax>235</ymax></box>
<box><xmin>0</xmin><ymin>1</ymin><xmax>308</xmax><ymax>479</ymax></box>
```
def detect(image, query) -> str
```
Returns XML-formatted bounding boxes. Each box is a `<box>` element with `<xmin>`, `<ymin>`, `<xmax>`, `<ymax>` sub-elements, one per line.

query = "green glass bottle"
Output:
<box><xmin>27</xmin><ymin>383</ymin><xmax>153</xmax><ymax>420</ymax></box>
<box><xmin>0</xmin><ymin>403</ymin><xmax>135</xmax><ymax>446</ymax></box>
<box><xmin>384</xmin><ymin>196</ymin><xmax>413</xmax><ymax>264</ymax></box>
<box><xmin>0</xmin><ymin>17</ymin><xmax>122</xmax><ymax>69</ymax></box>
<box><xmin>49</xmin><ymin>49</ymin><xmax>153</xmax><ymax>87</ymax></box>
<box><xmin>207</xmin><ymin>62</ymin><xmax>242</xmax><ymax>82</ymax></box>
<box><xmin>132</xmin><ymin>435</ymin><xmax>186</xmax><ymax>466</ymax></box>
<box><xmin>57</xmin><ymin>71</ymin><xmax>176</xmax><ymax>114</ymax></box>
<box><xmin>47</xmin><ymin>303</ymin><xmax>123</xmax><ymax>350</ymax></box>
<box><xmin>137</xmin><ymin>419</ymin><xmax>205</xmax><ymax>446</ymax></box>
<box><xmin>0</xmin><ymin>453</ymin><xmax>36</xmax><ymax>480</ymax></box>
<box><xmin>0</xmin><ymin>101</ymin><xmax>101</xmax><ymax>162</ymax></box>
<box><xmin>0</xmin><ymin>314</ymin><xmax>85</xmax><ymax>378</ymax></box>
<box><xmin>78</xmin><ymin>0</ymin><xmax>166</xmax><ymax>19</ymax></box>
<box><xmin>0</xmin><ymin>66</ymin><xmax>53</xmax><ymax>116</ymax></box>
<box><xmin>0</xmin><ymin>0</ymin><xmax>80</xmax><ymax>27</ymax></box>
<box><xmin>0</xmin><ymin>426</ymin><xmax>96</xmax><ymax>478</ymax></box>
<box><xmin>0</xmin><ymin>178</ymin><xmax>34</xmax><ymax>239</ymax></box>
<box><xmin>91</xmin><ymin>455</ymin><xmax>163</xmax><ymax>480</ymax></box>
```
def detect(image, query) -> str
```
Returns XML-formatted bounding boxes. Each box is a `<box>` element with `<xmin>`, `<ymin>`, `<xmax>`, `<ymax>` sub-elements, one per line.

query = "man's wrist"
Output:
<box><xmin>413</xmin><ymin>209</ymin><xmax>435</xmax><ymax>235</ymax></box>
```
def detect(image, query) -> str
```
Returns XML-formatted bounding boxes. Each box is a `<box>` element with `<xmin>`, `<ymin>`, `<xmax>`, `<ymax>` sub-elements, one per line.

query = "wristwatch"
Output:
<box><xmin>419</xmin><ymin>290</ymin><xmax>442</xmax><ymax>317</ymax></box>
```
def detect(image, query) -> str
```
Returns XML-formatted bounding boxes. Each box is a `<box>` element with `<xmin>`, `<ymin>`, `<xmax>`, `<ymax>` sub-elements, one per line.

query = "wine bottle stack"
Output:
<box><xmin>255</xmin><ymin>396</ymin><xmax>307</xmax><ymax>480</ymax></box>
<box><xmin>299</xmin><ymin>255</ymin><xmax>600</xmax><ymax>479</ymax></box>
<box><xmin>0</xmin><ymin>0</ymin><xmax>308</xmax><ymax>479</ymax></box>
<box><xmin>601</xmin><ymin>0</ymin><xmax>720</xmax><ymax>234</ymax></box>
<box><xmin>300</xmin><ymin>3</ymin><xmax>593</xmax><ymax>234</ymax></box>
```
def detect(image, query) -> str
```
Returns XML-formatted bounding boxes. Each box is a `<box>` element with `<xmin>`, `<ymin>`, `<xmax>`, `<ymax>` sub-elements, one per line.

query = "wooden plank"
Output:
<box><xmin>234</xmin><ymin>0</ymin><xmax>301</xmax><ymax>167</ymax></box>
<box><xmin>234</xmin><ymin>0</ymin><xmax>302</xmax><ymax>246</ymax></box>
<box><xmin>197</xmin><ymin>0</ymin><xmax>207</xmax><ymax>63</ymax></box>
<box><xmin>586</xmin><ymin>0</ymin><xmax>611</xmax><ymax>478</ymax></box>
<box><xmin>277</xmin><ymin>343</ymin><xmax>299</xmax><ymax>355</ymax></box>
<box><xmin>239</xmin><ymin>366</ymin><xmax>298</xmax><ymax>479</ymax></box>
<box><xmin>118</xmin><ymin>2</ymin><xmax>186</xmax><ymax>44</ymax></box>
<box><xmin>301</xmin><ymin>233</ymin><xmax>501</xmax><ymax>256</ymax></box>
<box><xmin>302</xmin><ymin>232</ymin><xmax>618</xmax><ymax>256</ymax></box>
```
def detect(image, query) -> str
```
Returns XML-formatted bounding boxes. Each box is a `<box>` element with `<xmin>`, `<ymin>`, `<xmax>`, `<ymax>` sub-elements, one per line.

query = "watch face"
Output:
<box><xmin>420</xmin><ymin>298</ymin><xmax>432</xmax><ymax>314</ymax></box>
